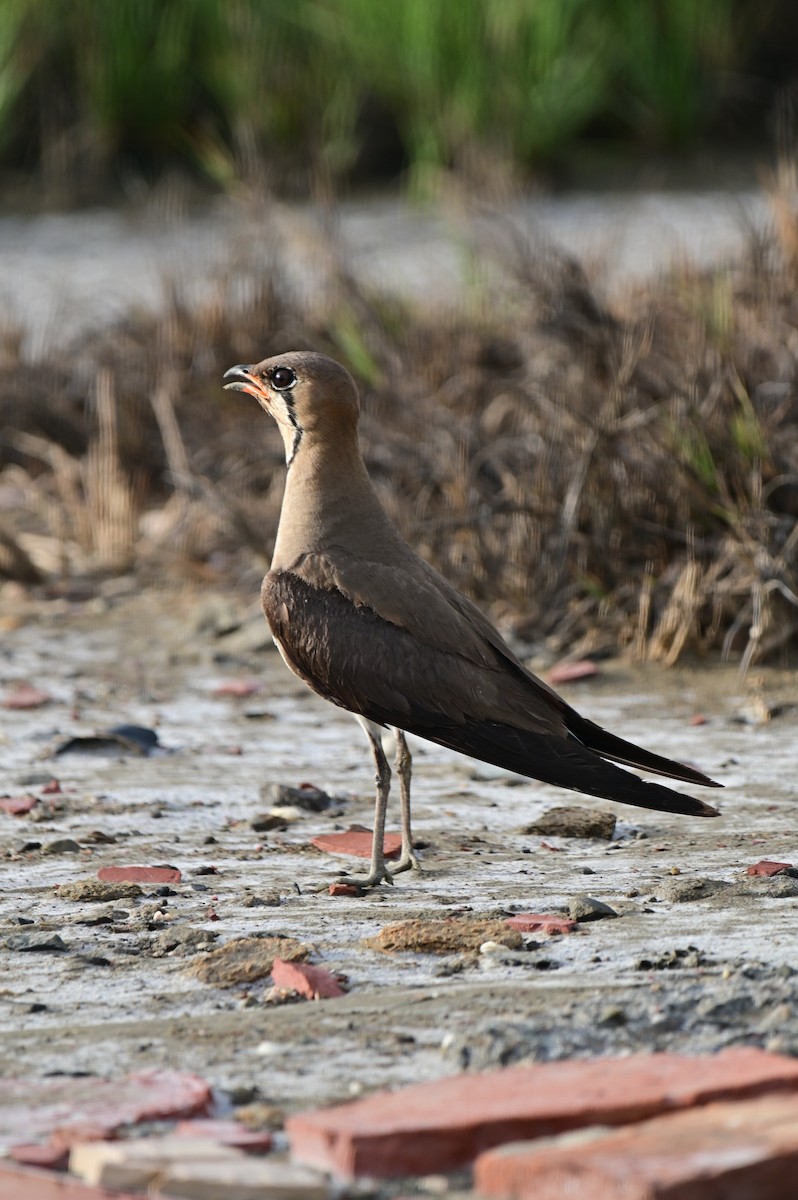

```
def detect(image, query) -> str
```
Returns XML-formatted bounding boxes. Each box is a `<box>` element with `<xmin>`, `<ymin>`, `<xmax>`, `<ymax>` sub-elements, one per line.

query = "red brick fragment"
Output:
<box><xmin>272</xmin><ymin>958</ymin><xmax>345</xmax><ymax>1000</ymax></box>
<box><xmin>174</xmin><ymin>1118</ymin><xmax>272</xmax><ymax>1153</ymax></box>
<box><xmin>212</xmin><ymin>680</ymin><xmax>262</xmax><ymax>697</ymax></box>
<box><xmin>8</xmin><ymin>1142</ymin><xmax>70</xmax><ymax>1170</ymax></box>
<box><xmin>0</xmin><ymin>1071</ymin><xmax>211</xmax><ymax>1150</ymax></box>
<box><xmin>311</xmin><ymin>831</ymin><xmax>402</xmax><ymax>860</ymax></box>
<box><xmin>96</xmin><ymin>866</ymin><xmax>181</xmax><ymax>884</ymax></box>
<box><xmin>0</xmin><ymin>795</ymin><xmax>38</xmax><ymax>815</ymax></box>
<box><xmin>41</xmin><ymin>779</ymin><xmax>62</xmax><ymax>794</ymax></box>
<box><xmin>2</xmin><ymin>684</ymin><xmax>52</xmax><ymax>710</ymax></box>
<box><xmin>475</xmin><ymin>1093</ymin><xmax>798</xmax><ymax>1200</ymax></box>
<box><xmin>286</xmin><ymin>1048</ymin><xmax>798</xmax><ymax>1180</ymax></box>
<box><xmin>545</xmin><ymin>659</ymin><xmax>598</xmax><ymax>685</ymax></box>
<box><xmin>329</xmin><ymin>883</ymin><xmax>364</xmax><ymax>898</ymax></box>
<box><xmin>0</xmin><ymin>1160</ymin><xmax>142</xmax><ymax>1198</ymax></box>
<box><xmin>505</xmin><ymin>914</ymin><xmax>576</xmax><ymax>935</ymax></box>
<box><xmin>747</xmin><ymin>859</ymin><xmax>793</xmax><ymax>877</ymax></box>
<box><xmin>690</xmin><ymin>713</ymin><xmax>707</xmax><ymax>725</ymax></box>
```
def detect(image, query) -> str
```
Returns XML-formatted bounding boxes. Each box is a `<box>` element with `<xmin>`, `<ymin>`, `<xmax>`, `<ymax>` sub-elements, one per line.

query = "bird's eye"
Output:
<box><xmin>270</xmin><ymin>366</ymin><xmax>297</xmax><ymax>391</ymax></box>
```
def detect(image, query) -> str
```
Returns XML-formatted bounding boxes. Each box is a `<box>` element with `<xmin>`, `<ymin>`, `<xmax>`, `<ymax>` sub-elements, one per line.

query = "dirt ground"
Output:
<box><xmin>1</xmin><ymin>591</ymin><xmax>797</xmax><ymax>1139</ymax></box>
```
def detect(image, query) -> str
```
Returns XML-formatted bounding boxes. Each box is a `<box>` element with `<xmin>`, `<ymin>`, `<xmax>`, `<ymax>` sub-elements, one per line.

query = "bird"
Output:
<box><xmin>223</xmin><ymin>351</ymin><xmax>721</xmax><ymax>887</ymax></box>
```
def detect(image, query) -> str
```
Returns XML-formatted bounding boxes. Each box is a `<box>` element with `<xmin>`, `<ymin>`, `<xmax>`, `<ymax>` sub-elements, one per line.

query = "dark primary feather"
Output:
<box><xmin>262</xmin><ymin>569</ymin><xmax>719</xmax><ymax>818</ymax></box>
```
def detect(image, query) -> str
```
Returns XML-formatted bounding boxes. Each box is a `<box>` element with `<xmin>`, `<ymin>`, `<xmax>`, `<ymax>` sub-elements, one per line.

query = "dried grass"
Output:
<box><xmin>1</xmin><ymin>185</ymin><xmax>798</xmax><ymax>666</ymax></box>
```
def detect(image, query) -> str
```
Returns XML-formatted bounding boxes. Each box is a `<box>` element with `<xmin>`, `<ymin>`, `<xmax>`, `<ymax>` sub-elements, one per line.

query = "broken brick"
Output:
<box><xmin>545</xmin><ymin>659</ymin><xmax>599</xmax><ymax>685</ymax></box>
<box><xmin>310</xmin><ymin>831</ymin><xmax>402</xmax><ymax>860</ymax></box>
<box><xmin>286</xmin><ymin>1048</ymin><xmax>798</xmax><ymax>1179</ymax></box>
<box><xmin>96</xmin><ymin>866</ymin><xmax>182</xmax><ymax>884</ymax></box>
<box><xmin>328</xmin><ymin>883</ymin><xmax>363</xmax><ymax>898</ymax></box>
<box><xmin>0</xmin><ymin>795</ymin><xmax>38</xmax><ymax>816</ymax></box>
<box><xmin>505</xmin><ymin>914</ymin><xmax>576</xmax><ymax>935</ymax></box>
<box><xmin>2</xmin><ymin>684</ymin><xmax>52</xmax><ymax>710</ymax></box>
<box><xmin>0</xmin><ymin>1070</ymin><xmax>211</xmax><ymax>1150</ymax></box>
<box><xmin>747</xmin><ymin>860</ymin><xmax>793</xmax><ymax>877</ymax></box>
<box><xmin>475</xmin><ymin>1092</ymin><xmax>798</xmax><ymax>1200</ymax></box>
<box><xmin>271</xmin><ymin>959</ymin><xmax>345</xmax><ymax>1000</ymax></box>
<box><xmin>0</xmin><ymin>1160</ymin><xmax>142</xmax><ymax>1198</ymax></box>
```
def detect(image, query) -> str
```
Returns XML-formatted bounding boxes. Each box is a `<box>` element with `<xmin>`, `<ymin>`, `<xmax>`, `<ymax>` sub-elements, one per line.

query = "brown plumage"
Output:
<box><xmin>224</xmin><ymin>351</ymin><xmax>720</xmax><ymax>886</ymax></box>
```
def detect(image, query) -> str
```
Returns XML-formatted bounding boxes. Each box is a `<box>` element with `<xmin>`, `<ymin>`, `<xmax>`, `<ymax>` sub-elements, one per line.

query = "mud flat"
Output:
<box><xmin>1</xmin><ymin>594</ymin><xmax>797</xmax><ymax>1116</ymax></box>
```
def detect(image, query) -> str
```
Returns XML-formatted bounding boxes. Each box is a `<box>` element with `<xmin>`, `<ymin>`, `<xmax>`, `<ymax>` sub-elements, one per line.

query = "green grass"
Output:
<box><xmin>0</xmin><ymin>0</ymin><xmax>769</xmax><ymax>193</ymax></box>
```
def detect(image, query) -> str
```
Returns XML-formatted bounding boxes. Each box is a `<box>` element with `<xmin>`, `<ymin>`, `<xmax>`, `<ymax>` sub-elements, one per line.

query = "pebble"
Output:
<box><xmin>568</xmin><ymin>895</ymin><xmax>619</xmax><ymax>922</ymax></box>
<box><xmin>6</xmin><ymin>932</ymin><xmax>68</xmax><ymax>952</ymax></box>
<box><xmin>58</xmin><ymin>878</ymin><xmax>143</xmax><ymax>902</ymax></box>
<box><xmin>523</xmin><ymin>806</ymin><xmax>616</xmax><ymax>840</ymax></box>
<box><xmin>43</xmin><ymin>837</ymin><xmax>82</xmax><ymax>855</ymax></box>
<box><xmin>656</xmin><ymin>876</ymin><xmax>732</xmax><ymax>903</ymax></box>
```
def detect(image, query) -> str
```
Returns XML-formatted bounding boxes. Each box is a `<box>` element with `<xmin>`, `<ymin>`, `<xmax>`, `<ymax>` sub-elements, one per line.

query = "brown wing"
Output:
<box><xmin>262</xmin><ymin>568</ymin><xmax>719</xmax><ymax>818</ymax></box>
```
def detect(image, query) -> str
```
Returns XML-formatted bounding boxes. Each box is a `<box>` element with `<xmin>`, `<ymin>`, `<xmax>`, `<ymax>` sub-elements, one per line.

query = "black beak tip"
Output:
<box><xmin>223</xmin><ymin>364</ymin><xmax>253</xmax><ymax>392</ymax></box>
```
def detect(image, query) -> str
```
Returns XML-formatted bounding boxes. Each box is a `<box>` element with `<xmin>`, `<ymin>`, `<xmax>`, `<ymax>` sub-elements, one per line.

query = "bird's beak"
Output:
<box><xmin>223</xmin><ymin>365</ymin><xmax>266</xmax><ymax>401</ymax></box>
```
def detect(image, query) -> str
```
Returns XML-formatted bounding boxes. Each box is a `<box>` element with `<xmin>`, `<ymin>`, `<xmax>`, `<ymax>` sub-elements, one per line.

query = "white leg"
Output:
<box><xmin>343</xmin><ymin>716</ymin><xmax>393</xmax><ymax>887</ymax></box>
<box><xmin>389</xmin><ymin>728</ymin><xmax>422</xmax><ymax>875</ymax></box>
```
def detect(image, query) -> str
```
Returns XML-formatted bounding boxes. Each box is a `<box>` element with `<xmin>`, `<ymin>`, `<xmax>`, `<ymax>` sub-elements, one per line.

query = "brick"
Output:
<box><xmin>505</xmin><ymin>914</ymin><xmax>576</xmax><ymax>935</ymax></box>
<box><xmin>311</xmin><ymin>831</ymin><xmax>402</xmax><ymax>860</ymax></box>
<box><xmin>475</xmin><ymin>1092</ymin><xmax>798</xmax><ymax>1199</ymax></box>
<box><xmin>545</xmin><ymin>659</ymin><xmax>598</xmax><ymax>685</ymax></box>
<box><xmin>174</xmin><ymin>1119</ymin><xmax>273</xmax><ymax>1153</ymax></box>
<box><xmin>96</xmin><ymin>866</ymin><xmax>182</xmax><ymax>884</ymax></box>
<box><xmin>8</xmin><ymin>1142</ymin><xmax>70</xmax><ymax>1169</ymax></box>
<box><xmin>271</xmin><ymin>959</ymin><xmax>345</xmax><ymax>999</ymax></box>
<box><xmin>70</xmin><ymin>1135</ymin><xmax>243</xmax><ymax>1191</ymax></box>
<box><xmin>0</xmin><ymin>1070</ymin><xmax>211</xmax><ymax>1149</ymax></box>
<box><xmin>286</xmin><ymin>1048</ymin><xmax>798</xmax><ymax>1180</ymax></box>
<box><xmin>747</xmin><ymin>859</ymin><xmax>793</xmax><ymax>877</ymax></box>
<box><xmin>2</xmin><ymin>684</ymin><xmax>52</xmax><ymax>709</ymax></box>
<box><xmin>212</xmin><ymin>680</ymin><xmax>262</xmax><ymax>697</ymax></box>
<box><xmin>0</xmin><ymin>794</ymin><xmax>38</xmax><ymax>815</ymax></box>
<box><xmin>153</xmin><ymin>1157</ymin><xmax>329</xmax><ymax>1199</ymax></box>
<box><xmin>0</xmin><ymin>1159</ymin><xmax>141</xmax><ymax>1199</ymax></box>
<box><xmin>328</xmin><ymin>882</ymin><xmax>364</xmax><ymax>897</ymax></box>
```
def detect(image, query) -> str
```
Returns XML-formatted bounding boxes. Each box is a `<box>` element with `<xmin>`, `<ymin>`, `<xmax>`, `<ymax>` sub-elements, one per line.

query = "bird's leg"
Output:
<box><xmin>388</xmin><ymin>728</ymin><xmax>422</xmax><ymax>875</ymax></box>
<box><xmin>342</xmin><ymin>716</ymin><xmax>394</xmax><ymax>887</ymax></box>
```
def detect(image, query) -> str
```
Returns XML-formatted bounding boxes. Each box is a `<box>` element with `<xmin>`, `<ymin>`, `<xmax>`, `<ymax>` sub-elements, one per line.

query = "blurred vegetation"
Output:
<box><xmin>2</xmin><ymin>176</ymin><xmax>798</xmax><ymax>665</ymax></box>
<box><xmin>0</xmin><ymin>0</ymin><xmax>784</xmax><ymax>197</ymax></box>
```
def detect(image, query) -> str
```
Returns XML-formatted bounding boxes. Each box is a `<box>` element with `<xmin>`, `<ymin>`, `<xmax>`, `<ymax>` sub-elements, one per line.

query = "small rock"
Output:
<box><xmin>364</xmin><ymin>918</ymin><xmax>523</xmax><ymax>955</ymax></box>
<box><xmin>58</xmin><ymin>879</ymin><xmax>143</xmax><ymax>902</ymax></box>
<box><xmin>568</xmin><ymin>895</ymin><xmax>618</xmax><ymax>922</ymax></box>
<box><xmin>243</xmin><ymin>893</ymin><xmax>282</xmax><ymax>908</ymax></box>
<box><xmin>523</xmin><ymin>806</ymin><xmax>616</xmax><ymax>840</ymax></box>
<box><xmin>6</xmin><ymin>932</ymin><xmax>68</xmax><ymax>952</ymax></box>
<box><xmin>152</xmin><ymin>926</ymin><xmax>220</xmax><ymax>957</ymax></box>
<box><xmin>235</xmin><ymin>1102</ymin><xmax>285</xmax><ymax>1131</ymax></box>
<box><xmin>43</xmin><ymin>838</ymin><xmax>82</xmax><ymax>855</ymax></box>
<box><xmin>656</xmin><ymin>876</ymin><xmax>732</xmax><ymax>903</ymax></box>
<box><xmin>260</xmin><ymin>782</ymin><xmax>334</xmax><ymax>812</ymax></box>
<box><xmin>190</xmin><ymin>936</ymin><xmax>309</xmax><ymax>986</ymax></box>
<box><xmin>251</xmin><ymin>813</ymin><xmax>290</xmax><ymax>833</ymax></box>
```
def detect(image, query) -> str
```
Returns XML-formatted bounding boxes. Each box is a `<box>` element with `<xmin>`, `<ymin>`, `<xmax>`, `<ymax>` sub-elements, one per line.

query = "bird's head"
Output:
<box><xmin>223</xmin><ymin>350</ymin><xmax>359</xmax><ymax>466</ymax></box>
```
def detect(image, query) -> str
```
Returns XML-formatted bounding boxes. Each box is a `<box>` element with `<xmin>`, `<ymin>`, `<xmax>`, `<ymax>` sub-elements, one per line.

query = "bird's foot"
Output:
<box><xmin>336</xmin><ymin>865</ymin><xmax>394</xmax><ymax>889</ymax></box>
<box><xmin>388</xmin><ymin>849</ymin><xmax>423</xmax><ymax>877</ymax></box>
